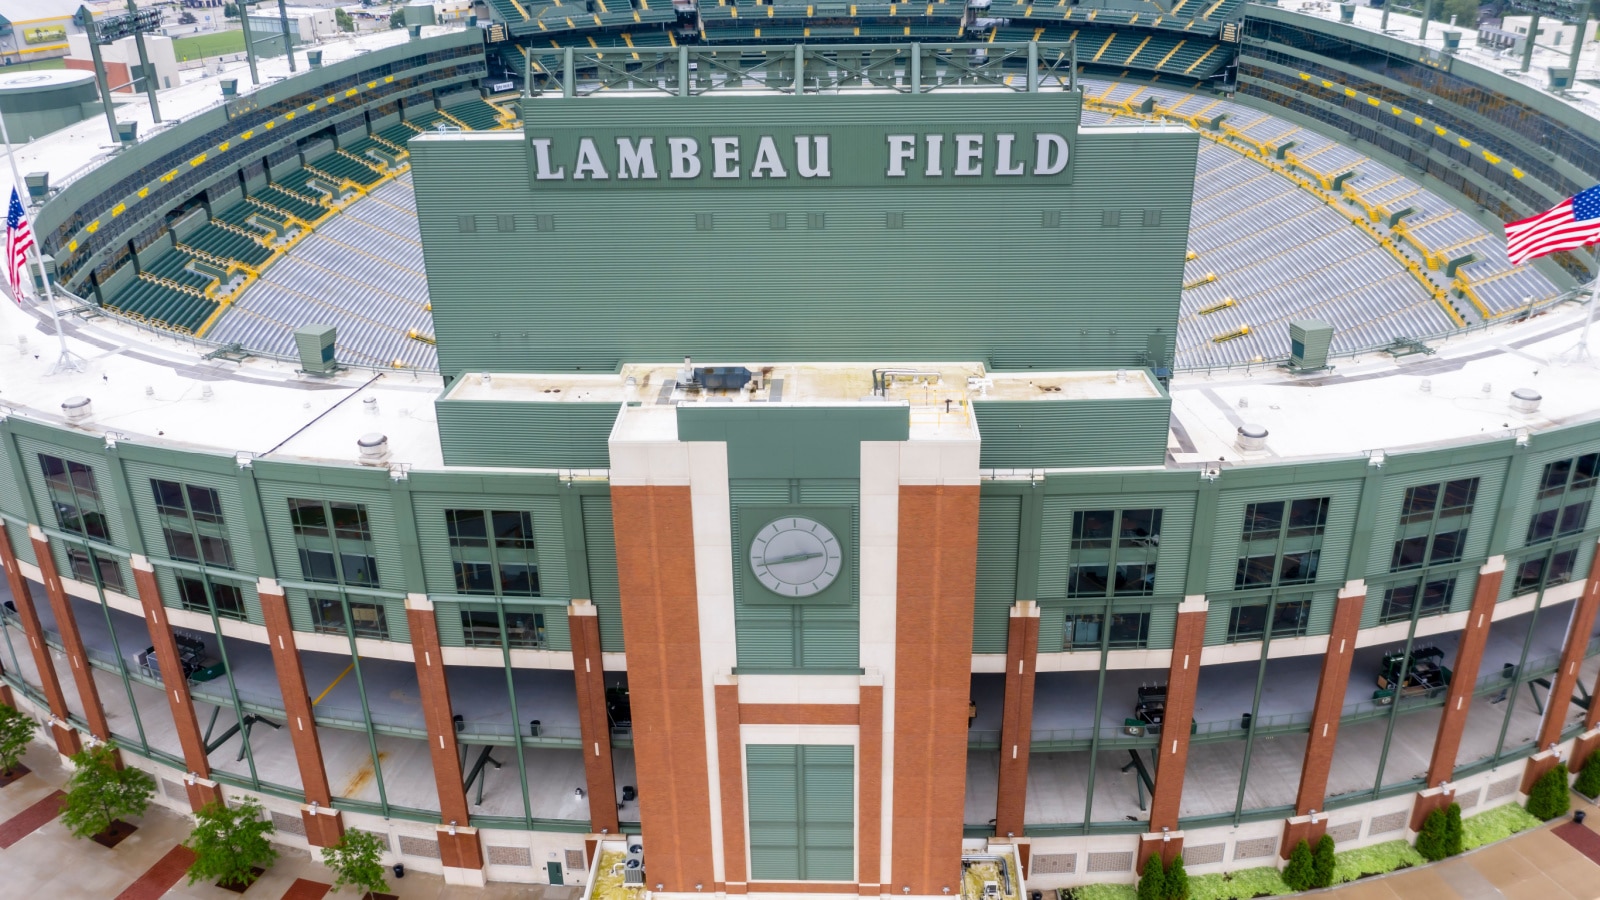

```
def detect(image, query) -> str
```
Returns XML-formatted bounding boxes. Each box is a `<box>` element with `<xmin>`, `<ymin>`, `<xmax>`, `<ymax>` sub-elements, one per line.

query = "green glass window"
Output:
<box><xmin>310</xmin><ymin>593</ymin><xmax>388</xmax><ymax>639</ymax></box>
<box><xmin>459</xmin><ymin>604</ymin><xmax>546</xmax><ymax>648</ymax></box>
<box><xmin>1067</xmin><ymin>508</ymin><xmax>1161</xmax><ymax>598</ymax></box>
<box><xmin>1226</xmin><ymin>594</ymin><xmax>1310</xmax><ymax>642</ymax></box>
<box><xmin>1526</xmin><ymin>453</ymin><xmax>1597</xmax><ymax>545</ymax></box>
<box><xmin>445</xmin><ymin>509</ymin><xmax>540</xmax><ymax>597</ymax></box>
<box><xmin>152</xmin><ymin>479</ymin><xmax>235</xmax><ymax>569</ymax></box>
<box><xmin>175</xmin><ymin>575</ymin><xmax>246</xmax><ymax>621</ymax></box>
<box><xmin>289</xmin><ymin>499</ymin><xmax>379</xmax><ymax>586</ymax></box>
<box><xmin>1390</xmin><ymin>478</ymin><xmax>1477</xmax><ymax>571</ymax></box>
<box><xmin>1234</xmin><ymin>497</ymin><xmax>1329</xmax><ymax>589</ymax></box>
<box><xmin>1064</xmin><ymin>606</ymin><xmax>1152</xmax><ymax>650</ymax></box>
<box><xmin>39</xmin><ymin>454</ymin><xmax>121</xmax><ymax>591</ymax></box>
<box><xmin>1380</xmin><ymin>577</ymin><xmax>1456</xmax><ymax>625</ymax></box>
<box><xmin>1512</xmin><ymin>547</ymin><xmax>1579</xmax><ymax>595</ymax></box>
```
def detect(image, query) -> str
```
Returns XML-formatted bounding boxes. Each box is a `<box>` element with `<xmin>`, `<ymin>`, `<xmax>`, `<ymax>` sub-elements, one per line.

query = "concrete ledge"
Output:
<box><xmin>1136</xmin><ymin>830</ymin><xmax>1184</xmax><ymax>871</ymax></box>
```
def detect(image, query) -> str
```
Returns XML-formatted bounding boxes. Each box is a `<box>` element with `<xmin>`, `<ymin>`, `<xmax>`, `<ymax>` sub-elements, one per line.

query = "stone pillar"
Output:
<box><xmin>892</xmin><ymin>484</ymin><xmax>979</xmax><ymax>896</ymax></box>
<box><xmin>257</xmin><ymin>579</ymin><xmax>341</xmax><ymax>845</ymax></box>
<box><xmin>569</xmin><ymin>599</ymin><xmax>619</xmax><ymax>835</ymax></box>
<box><xmin>1140</xmin><ymin>597</ymin><xmax>1206</xmax><ymax>870</ymax></box>
<box><xmin>610</xmin><ymin>484</ymin><xmax>715</xmax><ymax>893</ymax></box>
<box><xmin>131</xmin><ymin>555</ymin><xmax>221</xmax><ymax>809</ymax></box>
<box><xmin>859</xmin><ymin>678</ymin><xmax>884</xmax><ymax>896</ymax></box>
<box><xmin>0</xmin><ymin>526</ymin><xmax>79</xmax><ymax>756</ymax></box>
<box><xmin>995</xmin><ymin>601</ymin><xmax>1040</xmax><ymax>838</ymax></box>
<box><xmin>30</xmin><ymin>527</ymin><xmax>113</xmax><ymax>743</ymax></box>
<box><xmin>1425</xmin><ymin>558</ymin><xmax>1505</xmax><ymax>788</ymax></box>
<box><xmin>713</xmin><ymin>680</ymin><xmax>745</xmax><ymax>894</ymax></box>
<box><xmin>1534</xmin><ymin>547</ymin><xmax>1600</xmax><ymax>751</ymax></box>
<box><xmin>1283</xmin><ymin>581</ymin><xmax>1364</xmax><ymax>857</ymax></box>
<box><xmin>406</xmin><ymin>594</ymin><xmax>484</xmax><ymax>884</ymax></box>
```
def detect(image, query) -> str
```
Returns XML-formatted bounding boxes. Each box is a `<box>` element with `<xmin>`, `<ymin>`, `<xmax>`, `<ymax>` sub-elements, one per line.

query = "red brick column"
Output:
<box><xmin>892</xmin><ymin>485</ymin><xmax>979</xmax><ymax>896</ymax></box>
<box><xmin>1425</xmin><ymin>558</ymin><xmax>1505</xmax><ymax>787</ymax></box>
<box><xmin>1140</xmin><ymin>599</ymin><xmax>1206</xmax><ymax>869</ymax></box>
<box><xmin>3</xmin><ymin>526</ymin><xmax>81</xmax><ymax>756</ymax></box>
<box><xmin>406</xmin><ymin>595</ymin><xmax>483</xmax><ymax>875</ymax></box>
<box><xmin>995</xmin><ymin>601</ymin><xmax>1039</xmax><ymax>838</ymax></box>
<box><xmin>131</xmin><ymin>555</ymin><xmax>222</xmax><ymax>809</ymax></box>
<box><xmin>714</xmin><ymin>681</ymin><xmax>746</xmax><ymax>894</ymax></box>
<box><xmin>611</xmin><ymin>485</ymin><xmax>714</xmax><ymax>893</ymax></box>
<box><xmin>859</xmin><ymin>680</ymin><xmax>883</xmax><ymax>896</ymax></box>
<box><xmin>257</xmin><ymin>579</ymin><xmax>342</xmax><ymax>845</ymax></box>
<box><xmin>1281</xmin><ymin>583</ymin><xmax>1364</xmax><ymax>857</ymax></box>
<box><xmin>31</xmin><ymin>528</ymin><xmax>112</xmax><ymax>743</ymax></box>
<box><xmin>1535</xmin><ymin>554</ymin><xmax>1600</xmax><ymax>751</ymax></box>
<box><xmin>570</xmin><ymin>599</ymin><xmax>619</xmax><ymax>835</ymax></box>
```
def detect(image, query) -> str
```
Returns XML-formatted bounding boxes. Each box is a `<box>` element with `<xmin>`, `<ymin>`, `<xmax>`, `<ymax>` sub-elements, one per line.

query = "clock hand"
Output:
<box><xmin>767</xmin><ymin>551</ymin><xmax>825</xmax><ymax>565</ymax></box>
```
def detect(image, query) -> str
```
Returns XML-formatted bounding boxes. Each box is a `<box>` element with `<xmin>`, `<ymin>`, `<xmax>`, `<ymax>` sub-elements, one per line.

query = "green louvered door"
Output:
<box><xmin>746</xmin><ymin>744</ymin><xmax>855</xmax><ymax>882</ymax></box>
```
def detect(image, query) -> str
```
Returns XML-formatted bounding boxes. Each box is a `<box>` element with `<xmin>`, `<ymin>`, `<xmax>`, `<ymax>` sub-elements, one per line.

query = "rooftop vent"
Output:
<box><xmin>61</xmin><ymin>396</ymin><xmax>92</xmax><ymax>423</ymax></box>
<box><xmin>1510</xmin><ymin>388</ymin><xmax>1542</xmax><ymax>414</ymax></box>
<box><xmin>1236</xmin><ymin>424</ymin><xmax>1268</xmax><ymax>452</ymax></box>
<box><xmin>357</xmin><ymin>433</ymin><xmax>391</xmax><ymax>465</ymax></box>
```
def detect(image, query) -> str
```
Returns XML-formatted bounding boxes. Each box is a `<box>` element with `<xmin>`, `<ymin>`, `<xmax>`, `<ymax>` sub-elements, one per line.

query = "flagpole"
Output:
<box><xmin>0</xmin><ymin>108</ymin><xmax>83</xmax><ymax>375</ymax></box>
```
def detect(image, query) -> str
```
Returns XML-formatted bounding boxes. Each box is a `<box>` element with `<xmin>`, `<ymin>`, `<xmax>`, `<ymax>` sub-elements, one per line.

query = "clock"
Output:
<box><xmin>749</xmin><ymin>516</ymin><xmax>843</xmax><ymax>598</ymax></box>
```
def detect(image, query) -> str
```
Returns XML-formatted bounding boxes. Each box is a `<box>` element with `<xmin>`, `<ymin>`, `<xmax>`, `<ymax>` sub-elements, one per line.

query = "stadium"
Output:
<box><xmin>0</xmin><ymin>0</ymin><xmax>1598</xmax><ymax>894</ymax></box>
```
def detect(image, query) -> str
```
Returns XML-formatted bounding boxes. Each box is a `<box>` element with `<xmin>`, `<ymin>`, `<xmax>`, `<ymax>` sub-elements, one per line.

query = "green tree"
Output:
<box><xmin>1282</xmin><ymin>839</ymin><xmax>1315</xmax><ymax>890</ymax></box>
<box><xmin>1574</xmin><ymin>751</ymin><xmax>1600</xmax><ymax>800</ymax></box>
<box><xmin>1163</xmin><ymin>854</ymin><xmax>1188</xmax><ymax>900</ymax></box>
<box><xmin>183</xmin><ymin>798</ymin><xmax>278</xmax><ymax>888</ymax></box>
<box><xmin>335</xmin><ymin>8</ymin><xmax>356</xmax><ymax>32</ymax></box>
<box><xmin>224</xmin><ymin>3</ymin><xmax>240</xmax><ymax>19</ymax></box>
<box><xmin>0</xmin><ymin>703</ymin><xmax>36</xmax><ymax>776</ymax></box>
<box><xmin>1416</xmin><ymin>807</ymin><xmax>1448</xmax><ymax>861</ymax></box>
<box><xmin>1136</xmin><ymin>854</ymin><xmax>1164</xmax><ymax>900</ymax></box>
<box><xmin>1526</xmin><ymin>763</ymin><xmax>1571</xmax><ymax>820</ymax></box>
<box><xmin>389</xmin><ymin>9</ymin><xmax>405</xmax><ymax>29</ymax></box>
<box><xmin>1312</xmin><ymin>834</ymin><xmax>1337</xmax><ymax>889</ymax></box>
<box><xmin>1443</xmin><ymin>802</ymin><xmax>1464</xmax><ymax>858</ymax></box>
<box><xmin>1430</xmin><ymin>0</ymin><xmax>1480</xmax><ymax>27</ymax></box>
<box><xmin>322</xmin><ymin>828</ymin><xmax>390</xmax><ymax>898</ymax></box>
<box><xmin>59</xmin><ymin>742</ymin><xmax>154</xmax><ymax>840</ymax></box>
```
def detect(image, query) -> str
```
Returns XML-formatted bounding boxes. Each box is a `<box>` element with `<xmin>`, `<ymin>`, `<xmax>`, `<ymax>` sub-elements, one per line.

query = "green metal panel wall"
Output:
<box><xmin>973</xmin><ymin>495</ymin><xmax>1022</xmax><ymax>653</ymax></box>
<box><xmin>1204</xmin><ymin>475</ymin><xmax>1365</xmax><ymax>597</ymax></box>
<box><xmin>411</xmin><ymin>94</ymin><xmax>1196</xmax><ymax>375</ymax></box>
<box><xmin>1364</xmin><ymin>457</ymin><xmax>1508</xmax><ymax>580</ymax></box>
<box><xmin>435</xmin><ymin>400</ymin><xmax>618</xmax><ymax>469</ymax></box>
<box><xmin>972</xmin><ymin>395</ymin><xmax>1172</xmax><ymax>469</ymax></box>
<box><xmin>731</xmin><ymin>480</ymin><xmax>859</xmax><ymax>671</ymax></box>
<box><xmin>123</xmin><ymin>458</ymin><xmax>264</xmax><ymax>624</ymax></box>
<box><xmin>579</xmin><ymin>494</ymin><xmax>624</xmax><ymax>652</ymax></box>
<box><xmin>746</xmin><ymin>744</ymin><xmax>855</xmax><ymax>882</ymax></box>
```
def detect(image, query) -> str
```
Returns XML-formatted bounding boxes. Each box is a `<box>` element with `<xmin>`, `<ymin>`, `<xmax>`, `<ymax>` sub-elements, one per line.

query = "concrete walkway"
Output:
<box><xmin>0</xmin><ymin>741</ymin><xmax>579</xmax><ymax>899</ymax></box>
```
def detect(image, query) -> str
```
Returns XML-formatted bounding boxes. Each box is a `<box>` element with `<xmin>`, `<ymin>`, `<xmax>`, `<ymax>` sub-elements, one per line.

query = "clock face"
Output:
<box><xmin>749</xmin><ymin>516</ymin><xmax>843</xmax><ymax>598</ymax></box>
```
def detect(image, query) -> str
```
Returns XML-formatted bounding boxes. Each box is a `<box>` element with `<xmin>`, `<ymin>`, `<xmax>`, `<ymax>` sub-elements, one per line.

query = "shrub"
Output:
<box><xmin>1574</xmin><ymin>750</ymin><xmax>1600</xmax><ymax>800</ymax></box>
<box><xmin>0</xmin><ymin>704</ymin><xmax>35</xmax><ymax>776</ymax></box>
<box><xmin>1461</xmin><ymin>802</ymin><xmax>1543</xmax><ymax>851</ymax></box>
<box><xmin>1070</xmin><ymin>885</ymin><xmax>1138</xmax><ymax>900</ymax></box>
<box><xmin>1164</xmin><ymin>855</ymin><xmax>1188</xmax><ymax>900</ymax></box>
<box><xmin>183</xmin><ymin>798</ymin><xmax>278</xmax><ymax>888</ymax></box>
<box><xmin>1137</xmin><ymin>854</ymin><xmax>1164</xmax><ymax>900</ymax></box>
<box><xmin>1282</xmin><ymin>839</ymin><xmax>1314</xmax><ymax>890</ymax></box>
<box><xmin>1443</xmin><ymin>802</ymin><xmax>1463</xmax><ymax>858</ymax></box>
<box><xmin>1311</xmin><ymin>835</ymin><xmax>1336</xmax><ymax>889</ymax></box>
<box><xmin>1526</xmin><ymin>763</ymin><xmax>1570</xmax><ymax>820</ymax></box>
<box><xmin>60</xmin><ymin>742</ymin><xmax>154</xmax><ymax>840</ymax></box>
<box><xmin>1415</xmin><ymin>807</ymin><xmax>1448</xmax><ymax>862</ymax></box>
<box><xmin>1330</xmin><ymin>840</ymin><xmax>1425</xmax><ymax>884</ymax></box>
<box><xmin>1185</xmin><ymin>868</ymin><xmax>1292</xmax><ymax>900</ymax></box>
<box><xmin>321</xmin><ymin>828</ymin><xmax>390</xmax><ymax>897</ymax></box>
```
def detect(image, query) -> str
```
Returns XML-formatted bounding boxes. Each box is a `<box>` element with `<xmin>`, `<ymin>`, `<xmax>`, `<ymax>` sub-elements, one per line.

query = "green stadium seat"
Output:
<box><xmin>443</xmin><ymin>97</ymin><xmax>510</xmax><ymax>130</ymax></box>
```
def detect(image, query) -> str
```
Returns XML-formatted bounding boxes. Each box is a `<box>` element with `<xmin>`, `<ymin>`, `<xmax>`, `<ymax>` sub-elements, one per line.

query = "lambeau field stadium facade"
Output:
<box><xmin>0</xmin><ymin>2</ymin><xmax>1598</xmax><ymax>894</ymax></box>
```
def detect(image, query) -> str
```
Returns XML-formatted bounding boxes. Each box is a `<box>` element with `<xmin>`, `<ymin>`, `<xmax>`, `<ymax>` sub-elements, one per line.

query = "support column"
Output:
<box><xmin>1527</xmin><ymin>543</ymin><xmax>1600</xmax><ymax>782</ymax></box>
<box><xmin>2</xmin><ymin>525</ymin><xmax>81</xmax><ymax>757</ymax></box>
<box><xmin>406</xmin><ymin>594</ymin><xmax>484</xmax><ymax>884</ymax></box>
<box><xmin>258</xmin><ymin>579</ymin><xmax>342</xmax><ymax>846</ymax></box>
<box><xmin>859</xmin><ymin>677</ymin><xmax>883</xmax><ymax>897</ymax></box>
<box><xmin>131</xmin><ymin>555</ymin><xmax>221</xmax><ymax>809</ymax></box>
<box><xmin>1283</xmin><ymin>581</ymin><xmax>1365</xmax><ymax>856</ymax></box>
<box><xmin>611</xmin><ymin>484</ymin><xmax>714</xmax><ymax>893</ymax></box>
<box><xmin>891</xmin><ymin>484</ymin><xmax>979</xmax><ymax>896</ymax></box>
<box><xmin>570</xmin><ymin>599</ymin><xmax>619</xmax><ymax>835</ymax></box>
<box><xmin>1425</xmin><ymin>557</ymin><xmax>1506</xmax><ymax>786</ymax></box>
<box><xmin>713</xmin><ymin>680</ymin><xmax>745</xmax><ymax>894</ymax></box>
<box><xmin>994</xmin><ymin>601</ymin><xmax>1040</xmax><ymax>839</ymax></box>
<box><xmin>1574</xmin><ymin>621</ymin><xmax>1600</xmax><ymax>769</ymax></box>
<box><xmin>30</xmin><ymin>527</ymin><xmax>113</xmax><ymax>743</ymax></box>
<box><xmin>1141</xmin><ymin>597</ymin><xmax>1206</xmax><ymax>869</ymax></box>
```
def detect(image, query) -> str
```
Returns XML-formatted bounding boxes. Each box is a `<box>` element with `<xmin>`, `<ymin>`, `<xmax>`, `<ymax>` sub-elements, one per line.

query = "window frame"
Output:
<box><xmin>1234</xmin><ymin>496</ymin><xmax>1330</xmax><ymax>590</ymax></box>
<box><xmin>445</xmin><ymin>508</ymin><xmax>542</xmax><ymax>598</ymax></box>
<box><xmin>1066</xmin><ymin>508</ymin><xmax>1163</xmax><ymax>599</ymax></box>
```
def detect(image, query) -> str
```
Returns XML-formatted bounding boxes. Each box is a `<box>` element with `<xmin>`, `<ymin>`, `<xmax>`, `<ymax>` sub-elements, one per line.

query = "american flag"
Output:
<box><xmin>1505</xmin><ymin>184</ymin><xmax>1600</xmax><ymax>266</ymax></box>
<box><xmin>5</xmin><ymin>187</ymin><xmax>34</xmax><ymax>304</ymax></box>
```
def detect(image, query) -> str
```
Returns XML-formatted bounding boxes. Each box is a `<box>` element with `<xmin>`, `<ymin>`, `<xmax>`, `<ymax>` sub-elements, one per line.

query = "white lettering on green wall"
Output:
<box><xmin>883</xmin><ymin>133</ymin><xmax>1070</xmax><ymax>177</ymax></box>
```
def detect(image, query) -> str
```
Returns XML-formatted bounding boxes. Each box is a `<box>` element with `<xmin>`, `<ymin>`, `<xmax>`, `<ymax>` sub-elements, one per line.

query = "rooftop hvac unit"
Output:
<box><xmin>24</xmin><ymin>172</ymin><xmax>49</xmax><ymax>201</ymax></box>
<box><xmin>1339</xmin><ymin>3</ymin><xmax>1355</xmax><ymax>22</ymax></box>
<box><xmin>1288</xmin><ymin>320</ymin><xmax>1334</xmax><ymax>372</ymax></box>
<box><xmin>1548</xmin><ymin>68</ymin><xmax>1574</xmax><ymax>91</ymax></box>
<box><xmin>294</xmin><ymin>324</ymin><xmax>339</xmax><ymax>375</ymax></box>
<box><xmin>1443</xmin><ymin>31</ymin><xmax>1461</xmax><ymax>51</ymax></box>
